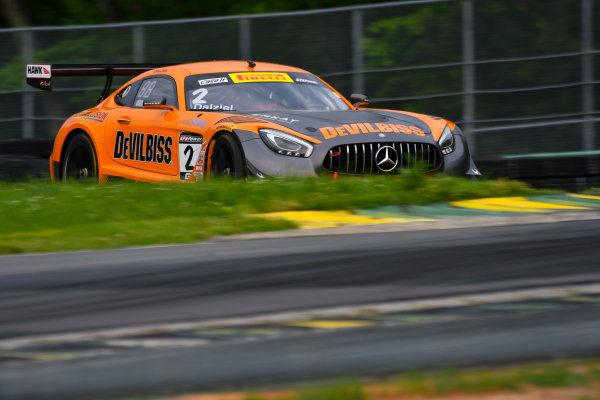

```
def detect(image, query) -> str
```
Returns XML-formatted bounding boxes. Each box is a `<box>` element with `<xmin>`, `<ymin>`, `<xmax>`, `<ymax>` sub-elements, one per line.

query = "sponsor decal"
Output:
<box><xmin>229</xmin><ymin>72</ymin><xmax>293</xmax><ymax>83</ymax></box>
<box><xmin>76</xmin><ymin>111</ymin><xmax>108</xmax><ymax>123</ymax></box>
<box><xmin>295</xmin><ymin>78</ymin><xmax>319</xmax><ymax>85</ymax></box>
<box><xmin>26</xmin><ymin>64</ymin><xmax>51</xmax><ymax>78</ymax></box>
<box><xmin>179</xmin><ymin>132</ymin><xmax>204</xmax><ymax>181</ymax></box>
<box><xmin>193</xmin><ymin>103</ymin><xmax>234</xmax><ymax>111</ymax></box>
<box><xmin>179</xmin><ymin>134</ymin><xmax>204</xmax><ymax>143</ymax></box>
<box><xmin>154</xmin><ymin>69</ymin><xmax>168</xmax><ymax>73</ymax></box>
<box><xmin>113</xmin><ymin>131</ymin><xmax>172</xmax><ymax>164</ymax></box>
<box><xmin>198</xmin><ymin>77</ymin><xmax>228</xmax><ymax>86</ymax></box>
<box><xmin>320</xmin><ymin>122</ymin><xmax>426</xmax><ymax>140</ymax></box>
<box><xmin>192</xmin><ymin>142</ymin><xmax>209</xmax><ymax>182</ymax></box>
<box><xmin>251</xmin><ymin>114</ymin><xmax>298</xmax><ymax>124</ymax></box>
<box><xmin>180</xmin><ymin>118</ymin><xmax>207</xmax><ymax>128</ymax></box>
<box><xmin>215</xmin><ymin>123</ymin><xmax>236</xmax><ymax>132</ymax></box>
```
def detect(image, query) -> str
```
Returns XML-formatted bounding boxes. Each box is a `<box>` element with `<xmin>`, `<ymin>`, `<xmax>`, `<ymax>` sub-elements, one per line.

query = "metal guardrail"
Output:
<box><xmin>0</xmin><ymin>0</ymin><xmax>597</xmax><ymax>158</ymax></box>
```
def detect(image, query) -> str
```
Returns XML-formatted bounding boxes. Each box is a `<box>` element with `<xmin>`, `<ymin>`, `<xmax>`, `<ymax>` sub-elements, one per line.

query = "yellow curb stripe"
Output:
<box><xmin>286</xmin><ymin>320</ymin><xmax>374</xmax><ymax>329</ymax></box>
<box><xmin>258</xmin><ymin>210</ymin><xmax>431</xmax><ymax>228</ymax></box>
<box><xmin>266</xmin><ymin>210</ymin><xmax>385</xmax><ymax>224</ymax></box>
<box><xmin>568</xmin><ymin>193</ymin><xmax>600</xmax><ymax>201</ymax></box>
<box><xmin>450</xmin><ymin>199</ymin><xmax>549</xmax><ymax>213</ymax></box>
<box><xmin>490</xmin><ymin>197</ymin><xmax>588</xmax><ymax>209</ymax></box>
<box><xmin>451</xmin><ymin>197</ymin><xmax>588</xmax><ymax>212</ymax></box>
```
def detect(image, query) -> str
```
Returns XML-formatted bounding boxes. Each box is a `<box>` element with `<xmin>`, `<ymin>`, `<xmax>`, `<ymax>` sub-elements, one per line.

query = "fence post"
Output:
<box><xmin>581</xmin><ymin>0</ymin><xmax>594</xmax><ymax>151</ymax></box>
<box><xmin>133</xmin><ymin>26</ymin><xmax>145</xmax><ymax>63</ymax></box>
<box><xmin>21</xmin><ymin>30</ymin><xmax>34</xmax><ymax>139</ymax></box>
<box><xmin>352</xmin><ymin>9</ymin><xmax>365</xmax><ymax>95</ymax></box>
<box><xmin>239</xmin><ymin>19</ymin><xmax>251</xmax><ymax>60</ymax></box>
<box><xmin>461</xmin><ymin>0</ymin><xmax>475</xmax><ymax>155</ymax></box>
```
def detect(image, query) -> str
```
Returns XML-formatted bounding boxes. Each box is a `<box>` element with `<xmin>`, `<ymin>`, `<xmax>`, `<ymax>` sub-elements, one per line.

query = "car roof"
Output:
<box><xmin>144</xmin><ymin>60</ymin><xmax>311</xmax><ymax>79</ymax></box>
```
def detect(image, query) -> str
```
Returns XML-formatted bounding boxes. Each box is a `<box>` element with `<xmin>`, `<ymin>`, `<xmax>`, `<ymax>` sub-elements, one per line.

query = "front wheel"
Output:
<box><xmin>62</xmin><ymin>134</ymin><xmax>99</xmax><ymax>182</ymax></box>
<box><xmin>210</xmin><ymin>133</ymin><xmax>245</xmax><ymax>178</ymax></box>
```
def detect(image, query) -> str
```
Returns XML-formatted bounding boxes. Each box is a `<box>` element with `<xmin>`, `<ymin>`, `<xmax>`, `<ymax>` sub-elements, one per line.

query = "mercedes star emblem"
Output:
<box><xmin>375</xmin><ymin>145</ymin><xmax>399</xmax><ymax>172</ymax></box>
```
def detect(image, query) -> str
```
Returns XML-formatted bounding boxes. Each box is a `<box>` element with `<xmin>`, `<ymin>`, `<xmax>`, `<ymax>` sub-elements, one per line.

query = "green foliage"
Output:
<box><xmin>1</xmin><ymin>0</ymin><xmax>594</xmax><ymax>153</ymax></box>
<box><xmin>296</xmin><ymin>381</ymin><xmax>364</xmax><ymax>400</ymax></box>
<box><xmin>2</xmin><ymin>0</ymin><xmax>393</xmax><ymax>27</ymax></box>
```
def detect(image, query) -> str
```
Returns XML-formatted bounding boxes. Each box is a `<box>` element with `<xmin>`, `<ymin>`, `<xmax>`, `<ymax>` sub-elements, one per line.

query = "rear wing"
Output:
<box><xmin>25</xmin><ymin>63</ymin><xmax>170</xmax><ymax>102</ymax></box>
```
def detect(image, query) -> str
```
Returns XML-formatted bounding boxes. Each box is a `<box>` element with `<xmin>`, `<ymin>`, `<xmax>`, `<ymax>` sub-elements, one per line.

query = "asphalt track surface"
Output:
<box><xmin>1</xmin><ymin>213</ymin><xmax>600</xmax><ymax>399</ymax></box>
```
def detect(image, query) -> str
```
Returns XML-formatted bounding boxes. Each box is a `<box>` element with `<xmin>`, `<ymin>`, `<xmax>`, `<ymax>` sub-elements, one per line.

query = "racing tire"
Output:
<box><xmin>61</xmin><ymin>133</ymin><xmax>99</xmax><ymax>182</ymax></box>
<box><xmin>210</xmin><ymin>133</ymin><xmax>245</xmax><ymax>178</ymax></box>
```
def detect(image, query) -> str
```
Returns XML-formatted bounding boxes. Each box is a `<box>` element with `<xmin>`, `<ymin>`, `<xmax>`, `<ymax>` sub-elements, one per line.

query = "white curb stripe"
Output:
<box><xmin>2</xmin><ymin>283</ymin><xmax>599</xmax><ymax>350</ymax></box>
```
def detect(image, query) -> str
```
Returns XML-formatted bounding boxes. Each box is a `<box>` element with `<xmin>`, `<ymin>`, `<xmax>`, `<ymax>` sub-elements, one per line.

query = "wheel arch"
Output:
<box><xmin>58</xmin><ymin>128</ymin><xmax>96</xmax><ymax>181</ymax></box>
<box><xmin>207</xmin><ymin>129</ymin><xmax>247</xmax><ymax>178</ymax></box>
<box><xmin>60</xmin><ymin>128</ymin><xmax>94</xmax><ymax>164</ymax></box>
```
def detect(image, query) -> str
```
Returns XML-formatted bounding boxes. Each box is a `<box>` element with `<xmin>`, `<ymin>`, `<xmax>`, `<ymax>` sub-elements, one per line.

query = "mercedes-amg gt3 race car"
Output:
<box><xmin>26</xmin><ymin>60</ymin><xmax>480</xmax><ymax>182</ymax></box>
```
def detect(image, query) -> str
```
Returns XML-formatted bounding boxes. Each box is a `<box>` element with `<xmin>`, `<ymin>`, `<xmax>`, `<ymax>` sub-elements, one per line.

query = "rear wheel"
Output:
<box><xmin>210</xmin><ymin>133</ymin><xmax>245</xmax><ymax>178</ymax></box>
<box><xmin>62</xmin><ymin>134</ymin><xmax>98</xmax><ymax>182</ymax></box>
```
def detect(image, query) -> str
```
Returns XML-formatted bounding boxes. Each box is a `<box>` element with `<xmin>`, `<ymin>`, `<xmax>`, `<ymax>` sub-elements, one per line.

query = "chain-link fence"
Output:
<box><xmin>0</xmin><ymin>0</ymin><xmax>598</xmax><ymax>158</ymax></box>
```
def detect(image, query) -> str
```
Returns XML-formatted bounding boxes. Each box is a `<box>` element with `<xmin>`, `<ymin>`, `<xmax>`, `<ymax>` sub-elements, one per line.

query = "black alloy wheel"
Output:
<box><xmin>62</xmin><ymin>134</ymin><xmax>99</xmax><ymax>182</ymax></box>
<box><xmin>210</xmin><ymin>133</ymin><xmax>245</xmax><ymax>178</ymax></box>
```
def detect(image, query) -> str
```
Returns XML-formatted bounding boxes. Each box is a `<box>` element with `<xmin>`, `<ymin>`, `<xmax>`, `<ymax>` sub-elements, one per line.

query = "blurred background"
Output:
<box><xmin>0</xmin><ymin>0</ymin><xmax>598</xmax><ymax>168</ymax></box>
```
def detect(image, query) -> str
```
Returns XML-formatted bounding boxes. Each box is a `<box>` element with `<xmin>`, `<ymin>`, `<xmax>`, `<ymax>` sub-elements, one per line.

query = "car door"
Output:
<box><xmin>105</xmin><ymin>76</ymin><xmax>181</xmax><ymax>178</ymax></box>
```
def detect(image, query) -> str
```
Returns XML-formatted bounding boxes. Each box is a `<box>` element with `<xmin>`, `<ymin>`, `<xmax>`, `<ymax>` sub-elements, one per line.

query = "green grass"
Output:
<box><xmin>396</xmin><ymin>361</ymin><xmax>599</xmax><ymax>395</ymax></box>
<box><xmin>0</xmin><ymin>172</ymin><xmax>545</xmax><ymax>254</ymax></box>
<box><xmin>242</xmin><ymin>381</ymin><xmax>364</xmax><ymax>400</ymax></box>
<box><xmin>237</xmin><ymin>359</ymin><xmax>600</xmax><ymax>400</ymax></box>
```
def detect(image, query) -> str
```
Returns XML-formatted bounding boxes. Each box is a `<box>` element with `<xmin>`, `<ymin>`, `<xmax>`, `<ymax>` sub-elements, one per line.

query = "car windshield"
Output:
<box><xmin>184</xmin><ymin>71</ymin><xmax>350</xmax><ymax>112</ymax></box>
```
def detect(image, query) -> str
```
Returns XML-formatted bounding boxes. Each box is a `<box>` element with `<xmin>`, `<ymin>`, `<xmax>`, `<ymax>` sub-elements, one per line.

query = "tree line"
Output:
<box><xmin>1</xmin><ymin>0</ymin><xmax>385</xmax><ymax>27</ymax></box>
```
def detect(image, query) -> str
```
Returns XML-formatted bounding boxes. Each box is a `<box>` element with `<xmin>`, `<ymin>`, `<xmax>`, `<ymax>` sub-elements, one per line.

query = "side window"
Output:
<box><xmin>114</xmin><ymin>80</ymin><xmax>141</xmax><ymax>107</ymax></box>
<box><xmin>133</xmin><ymin>77</ymin><xmax>178</xmax><ymax>109</ymax></box>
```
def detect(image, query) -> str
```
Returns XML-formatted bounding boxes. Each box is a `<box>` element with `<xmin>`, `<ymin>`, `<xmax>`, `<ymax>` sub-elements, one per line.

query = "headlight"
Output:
<box><xmin>439</xmin><ymin>125</ymin><xmax>455</xmax><ymax>155</ymax></box>
<box><xmin>259</xmin><ymin>128</ymin><xmax>313</xmax><ymax>158</ymax></box>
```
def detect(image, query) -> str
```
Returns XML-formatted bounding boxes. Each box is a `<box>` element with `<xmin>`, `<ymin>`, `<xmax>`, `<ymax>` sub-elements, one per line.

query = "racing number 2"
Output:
<box><xmin>183</xmin><ymin>145</ymin><xmax>194</xmax><ymax>171</ymax></box>
<box><xmin>178</xmin><ymin>132</ymin><xmax>204</xmax><ymax>181</ymax></box>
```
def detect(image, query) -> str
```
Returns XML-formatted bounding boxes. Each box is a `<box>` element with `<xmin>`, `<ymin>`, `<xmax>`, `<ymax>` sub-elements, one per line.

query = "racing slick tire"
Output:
<box><xmin>210</xmin><ymin>133</ymin><xmax>245</xmax><ymax>178</ymax></box>
<box><xmin>61</xmin><ymin>133</ymin><xmax>99</xmax><ymax>182</ymax></box>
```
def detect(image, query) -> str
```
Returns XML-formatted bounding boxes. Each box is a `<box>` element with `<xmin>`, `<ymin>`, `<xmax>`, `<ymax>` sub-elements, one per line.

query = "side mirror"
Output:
<box><xmin>143</xmin><ymin>97</ymin><xmax>176</xmax><ymax>111</ymax></box>
<box><xmin>350</xmin><ymin>93</ymin><xmax>370</xmax><ymax>109</ymax></box>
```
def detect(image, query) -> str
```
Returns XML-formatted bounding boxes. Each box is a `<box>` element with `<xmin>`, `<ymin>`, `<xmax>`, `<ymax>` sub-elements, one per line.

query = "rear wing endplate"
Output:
<box><xmin>25</xmin><ymin>63</ymin><xmax>169</xmax><ymax>102</ymax></box>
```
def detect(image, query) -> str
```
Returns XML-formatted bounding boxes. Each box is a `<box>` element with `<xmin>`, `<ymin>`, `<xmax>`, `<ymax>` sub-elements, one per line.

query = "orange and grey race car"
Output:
<box><xmin>26</xmin><ymin>60</ymin><xmax>480</xmax><ymax>182</ymax></box>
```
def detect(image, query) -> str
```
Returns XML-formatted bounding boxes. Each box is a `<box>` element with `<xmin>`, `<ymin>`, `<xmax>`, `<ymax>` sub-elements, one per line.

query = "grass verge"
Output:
<box><xmin>0</xmin><ymin>172</ymin><xmax>545</xmax><ymax>254</ymax></box>
<box><xmin>167</xmin><ymin>359</ymin><xmax>600</xmax><ymax>400</ymax></box>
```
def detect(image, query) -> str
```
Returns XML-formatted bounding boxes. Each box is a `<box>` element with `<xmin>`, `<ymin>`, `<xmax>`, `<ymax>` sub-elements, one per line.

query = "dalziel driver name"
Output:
<box><xmin>113</xmin><ymin>131</ymin><xmax>172</xmax><ymax>164</ymax></box>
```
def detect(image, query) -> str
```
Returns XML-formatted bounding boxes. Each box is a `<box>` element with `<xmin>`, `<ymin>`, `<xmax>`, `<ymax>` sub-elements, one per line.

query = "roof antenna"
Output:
<box><xmin>247</xmin><ymin>60</ymin><xmax>256</xmax><ymax>68</ymax></box>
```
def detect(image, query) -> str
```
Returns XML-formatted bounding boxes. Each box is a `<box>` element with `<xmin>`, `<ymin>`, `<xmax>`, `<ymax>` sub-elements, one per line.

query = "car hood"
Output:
<box><xmin>240</xmin><ymin>109</ymin><xmax>436</xmax><ymax>142</ymax></box>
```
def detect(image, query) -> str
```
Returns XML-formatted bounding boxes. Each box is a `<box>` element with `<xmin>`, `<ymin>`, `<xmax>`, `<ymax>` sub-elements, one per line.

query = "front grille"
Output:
<box><xmin>322</xmin><ymin>142</ymin><xmax>442</xmax><ymax>175</ymax></box>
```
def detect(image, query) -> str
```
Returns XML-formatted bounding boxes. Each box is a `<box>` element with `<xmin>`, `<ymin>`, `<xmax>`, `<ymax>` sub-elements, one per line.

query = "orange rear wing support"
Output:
<box><xmin>25</xmin><ymin>63</ymin><xmax>170</xmax><ymax>103</ymax></box>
